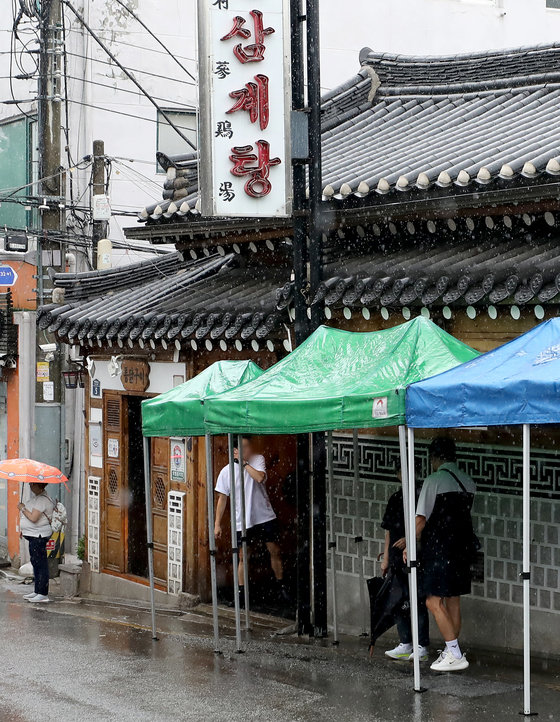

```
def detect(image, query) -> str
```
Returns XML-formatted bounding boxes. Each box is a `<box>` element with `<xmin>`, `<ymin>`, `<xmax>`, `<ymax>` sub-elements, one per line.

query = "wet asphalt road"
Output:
<box><xmin>1</xmin><ymin>581</ymin><xmax>559</xmax><ymax>722</ymax></box>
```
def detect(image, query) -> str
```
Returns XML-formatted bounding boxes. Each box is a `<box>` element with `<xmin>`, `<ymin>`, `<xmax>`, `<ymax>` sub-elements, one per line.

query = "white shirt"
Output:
<box><xmin>215</xmin><ymin>454</ymin><xmax>276</xmax><ymax>531</ymax></box>
<box><xmin>20</xmin><ymin>491</ymin><xmax>54</xmax><ymax>538</ymax></box>
<box><xmin>416</xmin><ymin>462</ymin><xmax>476</xmax><ymax>521</ymax></box>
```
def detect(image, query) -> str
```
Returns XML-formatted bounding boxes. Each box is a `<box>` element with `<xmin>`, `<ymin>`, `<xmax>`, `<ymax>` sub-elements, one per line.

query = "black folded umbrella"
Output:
<box><xmin>367</xmin><ymin>568</ymin><xmax>408</xmax><ymax>646</ymax></box>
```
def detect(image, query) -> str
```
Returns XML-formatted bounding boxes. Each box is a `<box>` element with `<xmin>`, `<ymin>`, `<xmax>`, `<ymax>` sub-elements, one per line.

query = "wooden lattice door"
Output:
<box><xmin>102</xmin><ymin>393</ymin><xmax>126</xmax><ymax>573</ymax></box>
<box><xmin>151</xmin><ymin>437</ymin><xmax>169</xmax><ymax>585</ymax></box>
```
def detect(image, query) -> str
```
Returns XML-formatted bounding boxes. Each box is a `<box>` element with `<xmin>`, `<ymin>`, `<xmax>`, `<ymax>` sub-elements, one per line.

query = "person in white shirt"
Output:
<box><xmin>214</xmin><ymin>436</ymin><xmax>288</xmax><ymax>605</ymax></box>
<box><xmin>18</xmin><ymin>482</ymin><xmax>55</xmax><ymax>603</ymax></box>
<box><xmin>412</xmin><ymin>437</ymin><xmax>476</xmax><ymax>673</ymax></box>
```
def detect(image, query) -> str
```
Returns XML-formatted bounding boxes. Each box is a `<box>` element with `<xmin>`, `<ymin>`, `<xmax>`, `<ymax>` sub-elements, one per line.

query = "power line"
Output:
<box><xmin>62</xmin><ymin>72</ymin><xmax>196</xmax><ymax>109</ymax></box>
<box><xmin>63</xmin><ymin>49</ymin><xmax>196</xmax><ymax>88</ymax></box>
<box><xmin>63</xmin><ymin>20</ymin><xmax>197</xmax><ymax>69</ymax></box>
<box><xmin>63</xmin><ymin>0</ymin><xmax>196</xmax><ymax>151</ymax></box>
<box><xmin>111</xmin><ymin>0</ymin><xmax>196</xmax><ymax>82</ymax></box>
<box><xmin>61</xmin><ymin>97</ymin><xmax>197</xmax><ymax>132</ymax></box>
<box><xmin>0</xmin><ymin>159</ymin><xmax>92</xmax><ymax>199</ymax></box>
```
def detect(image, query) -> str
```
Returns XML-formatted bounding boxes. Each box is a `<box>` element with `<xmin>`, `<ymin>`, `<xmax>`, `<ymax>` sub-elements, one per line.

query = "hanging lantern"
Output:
<box><xmin>63</xmin><ymin>370</ymin><xmax>78</xmax><ymax>389</ymax></box>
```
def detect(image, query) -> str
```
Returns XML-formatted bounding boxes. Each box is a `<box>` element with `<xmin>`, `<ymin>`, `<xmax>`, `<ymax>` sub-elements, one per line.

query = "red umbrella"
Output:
<box><xmin>0</xmin><ymin>459</ymin><xmax>69</xmax><ymax>489</ymax></box>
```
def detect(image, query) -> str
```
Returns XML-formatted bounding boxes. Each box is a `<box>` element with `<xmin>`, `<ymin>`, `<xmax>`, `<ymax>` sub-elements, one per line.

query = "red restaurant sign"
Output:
<box><xmin>198</xmin><ymin>0</ymin><xmax>291</xmax><ymax>217</ymax></box>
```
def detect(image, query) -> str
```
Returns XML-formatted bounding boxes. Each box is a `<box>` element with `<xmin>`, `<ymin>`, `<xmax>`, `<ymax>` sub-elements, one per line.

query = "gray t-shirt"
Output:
<box><xmin>416</xmin><ymin>462</ymin><xmax>476</xmax><ymax>521</ymax></box>
<box><xmin>20</xmin><ymin>491</ymin><xmax>54</xmax><ymax>538</ymax></box>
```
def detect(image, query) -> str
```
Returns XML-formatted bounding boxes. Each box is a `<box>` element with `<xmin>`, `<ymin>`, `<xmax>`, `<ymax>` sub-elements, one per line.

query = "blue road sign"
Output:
<box><xmin>0</xmin><ymin>266</ymin><xmax>18</xmax><ymax>287</ymax></box>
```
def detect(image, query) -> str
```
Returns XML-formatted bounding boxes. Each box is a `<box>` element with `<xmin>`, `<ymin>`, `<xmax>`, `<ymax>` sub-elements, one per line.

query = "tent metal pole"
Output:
<box><xmin>142</xmin><ymin>436</ymin><xmax>157</xmax><ymax>640</ymax></box>
<box><xmin>238</xmin><ymin>434</ymin><xmax>250</xmax><ymax>630</ymax></box>
<box><xmin>228</xmin><ymin>434</ymin><xmax>243</xmax><ymax>652</ymax></box>
<box><xmin>353</xmin><ymin>429</ymin><xmax>367</xmax><ymax>636</ymax></box>
<box><xmin>407</xmin><ymin>427</ymin><xmax>422</xmax><ymax>692</ymax></box>
<box><xmin>296</xmin><ymin>434</ymin><xmax>312</xmax><ymax>635</ymax></box>
<box><xmin>205</xmin><ymin>434</ymin><xmax>220</xmax><ymax>654</ymax></box>
<box><xmin>522</xmin><ymin>424</ymin><xmax>532</xmax><ymax>716</ymax></box>
<box><xmin>312</xmin><ymin>431</ymin><xmax>328</xmax><ymax>637</ymax></box>
<box><xmin>326</xmin><ymin>431</ymin><xmax>339</xmax><ymax>645</ymax></box>
<box><xmin>398</xmin><ymin>426</ymin><xmax>410</xmax><ymax>544</ymax></box>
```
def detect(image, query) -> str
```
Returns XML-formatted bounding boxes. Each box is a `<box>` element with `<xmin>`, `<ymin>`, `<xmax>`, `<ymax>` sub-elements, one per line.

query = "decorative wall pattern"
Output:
<box><xmin>329</xmin><ymin>434</ymin><xmax>560</xmax><ymax>615</ymax></box>
<box><xmin>331</xmin><ymin>434</ymin><xmax>560</xmax><ymax>499</ymax></box>
<box><xmin>87</xmin><ymin>476</ymin><xmax>100</xmax><ymax>573</ymax></box>
<box><xmin>167</xmin><ymin>491</ymin><xmax>186</xmax><ymax>595</ymax></box>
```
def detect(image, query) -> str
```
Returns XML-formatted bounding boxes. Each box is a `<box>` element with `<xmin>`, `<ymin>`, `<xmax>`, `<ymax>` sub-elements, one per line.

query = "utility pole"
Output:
<box><xmin>305</xmin><ymin>0</ymin><xmax>328</xmax><ymax>640</ymax></box>
<box><xmin>92</xmin><ymin>139</ymin><xmax>107</xmax><ymax>269</ymax></box>
<box><xmin>35</xmin><ymin>0</ymin><xmax>65</xmax><ymax>477</ymax></box>
<box><xmin>290</xmin><ymin>0</ymin><xmax>313</xmax><ymax>637</ymax></box>
<box><xmin>290</xmin><ymin>0</ymin><xmax>326</xmax><ymax>637</ymax></box>
<box><xmin>38</xmin><ymin>0</ymin><xmax>63</xmax><ymax>254</ymax></box>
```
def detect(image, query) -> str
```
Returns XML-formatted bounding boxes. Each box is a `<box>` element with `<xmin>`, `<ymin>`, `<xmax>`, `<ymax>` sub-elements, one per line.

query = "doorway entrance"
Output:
<box><xmin>126</xmin><ymin>395</ymin><xmax>147</xmax><ymax>577</ymax></box>
<box><xmin>101</xmin><ymin>390</ymin><xmax>168</xmax><ymax>586</ymax></box>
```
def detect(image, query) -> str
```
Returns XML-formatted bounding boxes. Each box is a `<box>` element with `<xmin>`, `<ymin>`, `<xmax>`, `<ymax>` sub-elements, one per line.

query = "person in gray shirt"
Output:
<box><xmin>413</xmin><ymin>437</ymin><xmax>476</xmax><ymax>673</ymax></box>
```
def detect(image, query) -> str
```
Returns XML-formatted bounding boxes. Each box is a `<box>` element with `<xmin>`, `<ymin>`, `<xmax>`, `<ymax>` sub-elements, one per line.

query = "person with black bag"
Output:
<box><xmin>412</xmin><ymin>437</ymin><xmax>477</xmax><ymax>672</ymax></box>
<box><xmin>368</xmin><ymin>464</ymin><xmax>430</xmax><ymax>661</ymax></box>
<box><xmin>380</xmin><ymin>466</ymin><xmax>430</xmax><ymax>662</ymax></box>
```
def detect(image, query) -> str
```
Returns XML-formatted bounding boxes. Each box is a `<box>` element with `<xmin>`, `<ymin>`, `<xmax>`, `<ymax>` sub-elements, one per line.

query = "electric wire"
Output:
<box><xmin>111</xmin><ymin>0</ymin><xmax>196</xmax><ymax>82</ymax></box>
<box><xmin>62</xmin><ymin>50</ymin><xmax>196</xmax><ymax>87</ymax></box>
<box><xmin>63</xmin><ymin>0</ymin><xmax>196</xmax><ymax>150</ymax></box>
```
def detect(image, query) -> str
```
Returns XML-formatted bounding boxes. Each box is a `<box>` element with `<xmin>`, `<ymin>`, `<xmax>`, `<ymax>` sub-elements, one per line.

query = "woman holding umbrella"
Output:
<box><xmin>0</xmin><ymin>459</ymin><xmax>68</xmax><ymax>604</ymax></box>
<box><xmin>18</xmin><ymin>482</ymin><xmax>56</xmax><ymax>602</ymax></box>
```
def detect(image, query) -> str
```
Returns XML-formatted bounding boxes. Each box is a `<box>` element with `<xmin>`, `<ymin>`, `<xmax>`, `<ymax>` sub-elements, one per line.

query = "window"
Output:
<box><xmin>547</xmin><ymin>0</ymin><xmax>560</xmax><ymax>8</ymax></box>
<box><xmin>0</xmin><ymin>115</ymin><xmax>36</xmax><ymax>229</ymax></box>
<box><xmin>156</xmin><ymin>109</ymin><xmax>197</xmax><ymax>160</ymax></box>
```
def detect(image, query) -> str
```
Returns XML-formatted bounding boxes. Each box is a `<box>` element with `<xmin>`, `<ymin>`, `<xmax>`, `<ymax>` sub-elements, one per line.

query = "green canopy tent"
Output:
<box><xmin>204</xmin><ymin>318</ymin><xmax>479</xmax><ymax>688</ymax></box>
<box><xmin>141</xmin><ymin>360</ymin><xmax>263</xmax><ymax>651</ymax></box>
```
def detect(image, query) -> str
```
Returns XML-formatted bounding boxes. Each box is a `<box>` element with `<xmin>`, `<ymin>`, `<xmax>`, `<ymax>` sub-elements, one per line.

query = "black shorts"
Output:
<box><xmin>423</xmin><ymin>556</ymin><xmax>472</xmax><ymax>598</ymax></box>
<box><xmin>237</xmin><ymin>519</ymin><xmax>279</xmax><ymax>547</ymax></box>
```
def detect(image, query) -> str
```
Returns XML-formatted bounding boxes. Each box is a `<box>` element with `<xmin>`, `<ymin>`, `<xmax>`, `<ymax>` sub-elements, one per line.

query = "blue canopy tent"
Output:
<box><xmin>406</xmin><ymin>318</ymin><xmax>560</xmax><ymax>716</ymax></box>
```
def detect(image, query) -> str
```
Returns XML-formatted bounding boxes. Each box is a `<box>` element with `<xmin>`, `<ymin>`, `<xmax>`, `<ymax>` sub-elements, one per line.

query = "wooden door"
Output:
<box><xmin>151</xmin><ymin>437</ymin><xmax>169</xmax><ymax>585</ymax></box>
<box><xmin>102</xmin><ymin>392</ymin><xmax>127</xmax><ymax>573</ymax></box>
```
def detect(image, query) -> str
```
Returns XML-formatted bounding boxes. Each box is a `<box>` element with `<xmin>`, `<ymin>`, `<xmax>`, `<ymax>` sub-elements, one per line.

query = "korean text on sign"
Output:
<box><xmin>199</xmin><ymin>0</ymin><xmax>291</xmax><ymax>217</ymax></box>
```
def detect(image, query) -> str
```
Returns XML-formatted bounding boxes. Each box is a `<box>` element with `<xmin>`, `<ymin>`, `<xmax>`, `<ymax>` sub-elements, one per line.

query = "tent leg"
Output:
<box><xmin>238</xmin><ymin>435</ymin><xmax>250</xmax><ymax>631</ymax></box>
<box><xmin>353</xmin><ymin>429</ymin><xmax>367</xmax><ymax>637</ymax></box>
<box><xmin>228</xmin><ymin>434</ymin><xmax>243</xmax><ymax>652</ymax></box>
<box><xmin>142</xmin><ymin>437</ymin><xmax>157</xmax><ymax>641</ymax></box>
<box><xmin>296</xmin><ymin>434</ymin><xmax>312</xmax><ymax>635</ymax></box>
<box><xmin>327</xmin><ymin>431</ymin><xmax>339</xmax><ymax>645</ymax></box>
<box><xmin>398</xmin><ymin>426</ymin><xmax>410</xmax><ymax>541</ymax></box>
<box><xmin>205</xmin><ymin>434</ymin><xmax>221</xmax><ymax>654</ymax></box>
<box><xmin>312</xmin><ymin>431</ymin><xmax>328</xmax><ymax>637</ymax></box>
<box><xmin>522</xmin><ymin>424</ymin><xmax>535</xmax><ymax>715</ymax></box>
<box><xmin>407</xmin><ymin>427</ymin><xmax>424</xmax><ymax>693</ymax></box>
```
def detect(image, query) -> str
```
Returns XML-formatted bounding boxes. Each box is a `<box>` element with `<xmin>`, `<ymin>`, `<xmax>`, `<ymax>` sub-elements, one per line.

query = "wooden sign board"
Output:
<box><xmin>121</xmin><ymin>359</ymin><xmax>150</xmax><ymax>392</ymax></box>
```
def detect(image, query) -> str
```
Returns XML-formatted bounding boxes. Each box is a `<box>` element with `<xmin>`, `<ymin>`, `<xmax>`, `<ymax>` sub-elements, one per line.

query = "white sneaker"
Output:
<box><xmin>23</xmin><ymin>591</ymin><xmax>37</xmax><ymax>600</ymax></box>
<box><xmin>408</xmin><ymin>645</ymin><xmax>429</xmax><ymax>662</ymax></box>
<box><xmin>27</xmin><ymin>594</ymin><xmax>50</xmax><ymax>603</ymax></box>
<box><xmin>430</xmin><ymin>649</ymin><xmax>469</xmax><ymax>672</ymax></box>
<box><xmin>385</xmin><ymin>642</ymin><xmax>413</xmax><ymax>660</ymax></box>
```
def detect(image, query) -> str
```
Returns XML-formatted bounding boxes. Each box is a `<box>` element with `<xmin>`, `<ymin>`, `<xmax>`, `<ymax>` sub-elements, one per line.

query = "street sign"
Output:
<box><xmin>0</xmin><ymin>266</ymin><xmax>18</xmax><ymax>287</ymax></box>
<box><xmin>198</xmin><ymin>0</ymin><xmax>292</xmax><ymax>217</ymax></box>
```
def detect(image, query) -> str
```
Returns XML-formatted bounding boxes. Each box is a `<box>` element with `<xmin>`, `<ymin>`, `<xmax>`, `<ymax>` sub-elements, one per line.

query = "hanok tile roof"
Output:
<box><xmin>41</xmin><ymin>218</ymin><xmax>560</xmax><ymax>352</ymax></box>
<box><xmin>321</xmin><ymin>43</ymin><xmax>560</xmax><ymax>200</ymax></box>
<box><xmin>39</xmin><ymin>252</ymin><xmax>291</xmax><ymax>350</ymax></box>
<box><xmin>137</xmin><ymin>43</ymin><xmax>560</xmax><ymax>224</ymax></box>
<box><xmin>310</xmin><ymin>233</ymin><xmax>560</xmax><ymax>312</ymax></box>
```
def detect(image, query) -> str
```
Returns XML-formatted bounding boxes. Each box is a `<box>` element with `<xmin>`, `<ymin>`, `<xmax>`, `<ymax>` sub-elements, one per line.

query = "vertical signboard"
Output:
<box><xmin>198</xmin><ymin>0</ymin><xmax>291</xmax><ymax>217</ymax></box>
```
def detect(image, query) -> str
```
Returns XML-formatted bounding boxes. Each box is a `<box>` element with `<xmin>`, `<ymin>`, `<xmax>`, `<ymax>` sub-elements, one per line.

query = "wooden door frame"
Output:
<box><xmin>101</xmin><ymin>389</ymin><xmax>157</xmax><ymax>580</ymax></box>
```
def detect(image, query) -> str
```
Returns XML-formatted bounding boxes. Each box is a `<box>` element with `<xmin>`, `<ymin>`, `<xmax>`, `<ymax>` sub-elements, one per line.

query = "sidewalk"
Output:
<box><xmin>1</xmin><ymin>574</ymin><xmax>559</xmax><ymax>722</ymax></box>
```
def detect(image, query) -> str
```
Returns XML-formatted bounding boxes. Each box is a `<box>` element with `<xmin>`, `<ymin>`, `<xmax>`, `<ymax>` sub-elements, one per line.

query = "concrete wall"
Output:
<box><xmin>329</xmin><ymin>432</ymin><xmax>560</xmax><ymax>657</ymax></box>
